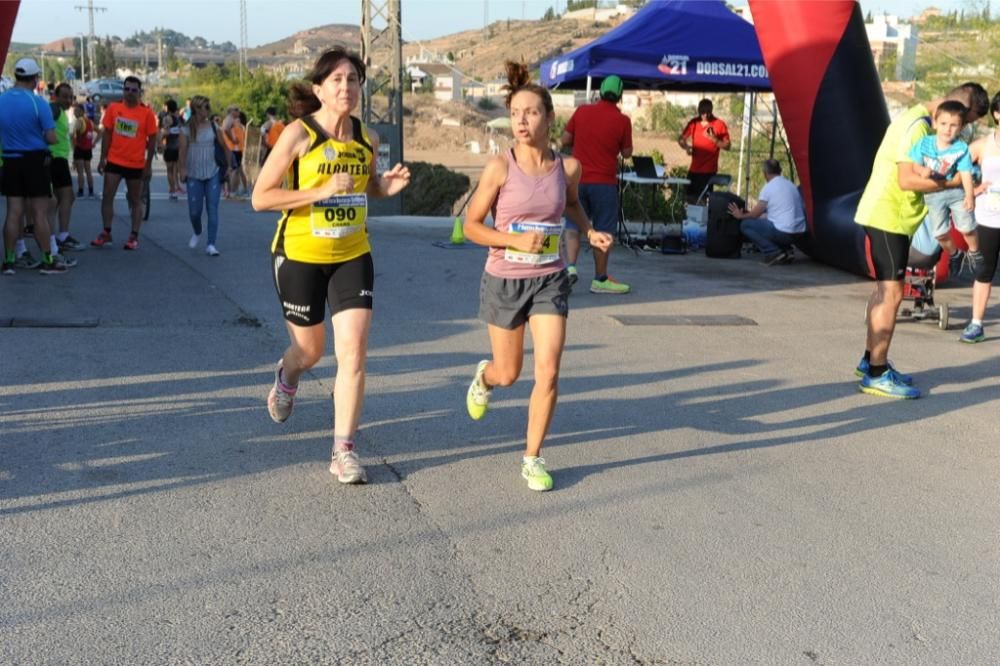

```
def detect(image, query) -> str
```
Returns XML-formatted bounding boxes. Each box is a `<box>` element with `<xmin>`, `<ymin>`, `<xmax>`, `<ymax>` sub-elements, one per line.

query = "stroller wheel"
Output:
<box><xmin>938</xmin><ymin>303</ymin><xmax>949</xmax><ymax>330</ymax></box>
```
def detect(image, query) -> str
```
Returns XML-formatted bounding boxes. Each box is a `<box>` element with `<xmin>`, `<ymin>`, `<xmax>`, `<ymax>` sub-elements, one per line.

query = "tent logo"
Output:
<box><xmin>658</xmin><ymin>54</ymin><xmax>689</xmax><ymax>76</ymax></box>
<box><xmin>550</xmin><ymin>59</ymin><xmax>575</xmax><ymax>80</ymax></box>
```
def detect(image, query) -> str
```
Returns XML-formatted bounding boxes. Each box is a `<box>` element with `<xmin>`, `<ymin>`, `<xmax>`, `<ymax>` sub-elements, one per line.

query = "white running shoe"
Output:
<box><xmin>189</xmin><ymin>234</ymin><xmax>200</xmax><ymax>249</ymax></box>
<box><xmin>330</xmin><ymin>444</ymin><xmax>367</xmax><ymax>484</ymax></box>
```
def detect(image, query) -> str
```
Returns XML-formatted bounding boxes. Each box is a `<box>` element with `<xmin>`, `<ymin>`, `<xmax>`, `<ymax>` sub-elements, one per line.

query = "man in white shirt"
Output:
<box><xmin>728</xmin><ymin>158</ymin><xmax>806</xmax><ymax>265</ymax></box>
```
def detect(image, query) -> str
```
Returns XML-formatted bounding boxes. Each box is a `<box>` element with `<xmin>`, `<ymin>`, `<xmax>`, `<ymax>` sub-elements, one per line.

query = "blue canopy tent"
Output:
<box><xmin>540</xmin><ymin>0</ymin><xmax>770</xmax><ymax>92</ymax></box>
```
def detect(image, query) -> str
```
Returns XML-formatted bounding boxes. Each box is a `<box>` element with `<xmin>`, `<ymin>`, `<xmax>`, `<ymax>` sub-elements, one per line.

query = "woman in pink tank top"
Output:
<box><xmin>459</xmin><ymin>61</ymin><xmax>613</xmax><ymax>492</ymax></box>
<box><xmin>963</xmin><ymin>93</ymin><xmax>1000</xmax><ymax>343</ymax></box>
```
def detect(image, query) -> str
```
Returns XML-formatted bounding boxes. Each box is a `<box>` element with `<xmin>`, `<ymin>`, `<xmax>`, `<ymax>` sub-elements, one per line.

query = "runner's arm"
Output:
<box><xmin>146</xmin><ymin>132</ymin><xmax>157</xmax><ymax>165</ymax></box>
<box><xmin>251</xmin><ymin>121</ymin><xmax>343</xmax><ymax>211</ymax></box>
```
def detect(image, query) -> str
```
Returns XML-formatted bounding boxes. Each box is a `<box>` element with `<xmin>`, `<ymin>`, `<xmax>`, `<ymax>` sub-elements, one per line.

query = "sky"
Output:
<box><xmin>8</xmin><ymin>0</ymin><xmax>983</xmax><ymax>48</ymax></box>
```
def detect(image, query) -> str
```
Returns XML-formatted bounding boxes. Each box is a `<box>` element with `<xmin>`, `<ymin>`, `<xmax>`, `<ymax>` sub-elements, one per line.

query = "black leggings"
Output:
<box><xmin>975</xmin><ymin>225</ymin><xmax>1000</xmax><ymax>284</ymax></box>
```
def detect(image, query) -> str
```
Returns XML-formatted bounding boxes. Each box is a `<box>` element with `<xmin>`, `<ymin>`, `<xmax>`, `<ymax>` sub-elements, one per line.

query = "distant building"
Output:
<box><xmin>406</xmin><ymin>62</ymin><xmax>461</xmax><ymax>102</ymax></box>
<box><xmin>866</xmin><ymin>14</ymin><xmax>918</xmax><ymax>81</ymax></box>
<box><xmin>463</xmin><ymin>82</ymin><xmax>487</xmax><ymax>99</ymax></box>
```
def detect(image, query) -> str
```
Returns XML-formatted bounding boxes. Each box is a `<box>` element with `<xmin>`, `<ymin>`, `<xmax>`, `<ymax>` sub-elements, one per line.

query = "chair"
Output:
<box><xmin>695</xmin><ymin>173</ymin><xmax>732</xmax><ymax>205</ymax></box>
<box><xmin>488</xmin><ymin>138</ymin><xmax>500</xmax><ymax>154</ymax></box>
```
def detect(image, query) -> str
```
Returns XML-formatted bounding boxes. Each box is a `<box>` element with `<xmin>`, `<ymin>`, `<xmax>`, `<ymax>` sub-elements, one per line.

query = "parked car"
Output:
<box><xmin>85</xmin><ymin>79</ymin><xmax>124</xmax><ymax>103</ymax></box>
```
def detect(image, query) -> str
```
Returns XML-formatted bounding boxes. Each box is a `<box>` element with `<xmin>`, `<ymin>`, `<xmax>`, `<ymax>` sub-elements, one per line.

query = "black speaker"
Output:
<box><xmin>705</xmin><ymin>191</ymin><xmax>745</xmax><ymax>259</ymax></box>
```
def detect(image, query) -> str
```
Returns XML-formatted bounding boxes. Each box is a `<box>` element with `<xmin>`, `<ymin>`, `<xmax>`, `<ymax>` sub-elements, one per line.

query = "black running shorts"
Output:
<box><xmin>1</xmin><ymin>151</ymin><xmax>52</xmax><ymax>198</ymax></box>
<box><xmin>865</xmin><ymin>226</ymin><xmax>910</xmax><ymax>281</ymax></box>
<box><xmin>50</xmin><ymin>157</ymin><xmax>73</xmax><ymax>189</ymax></box>
<box><xmin>271</xmin><ymin>252</ymin><xmax>374</xmax><ymax>326</ymax></box>
<box><xmin>104</xmin><ymin>161</ymin><xmax>144</xmax><ymax>182</ymax></box>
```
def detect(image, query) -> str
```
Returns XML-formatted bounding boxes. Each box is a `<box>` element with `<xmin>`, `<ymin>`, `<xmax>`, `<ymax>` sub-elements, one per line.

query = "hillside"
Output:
<box><xmin>249</xmin><ymin>24</ymin><xmax>361</xmax><ymax>57</ymax></box>
<box><xmin>246</xmin><ymin>16</ymin><xmax>614</xmax><ymax>80</ymax></box>
<box><xmin>400</xmin><ymin>18</ymin><xmax>612</xmax><ymax>81</ymax></box>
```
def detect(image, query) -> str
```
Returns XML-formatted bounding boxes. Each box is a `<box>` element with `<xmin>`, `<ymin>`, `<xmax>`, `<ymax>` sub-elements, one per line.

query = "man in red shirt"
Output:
<box><xmin>561</xmin><ymin>75</ymin><xmax>633</xmax><ymax>294</ymax></box>
<box><xmin>678</xmin><ymin>98</ymin><xmax>731</xmax><ymax>202</ymax></box>
<box><xmin>91</xmin><ymin>75</ymin><xmax>158</xmax><ymax>251</ymax></box>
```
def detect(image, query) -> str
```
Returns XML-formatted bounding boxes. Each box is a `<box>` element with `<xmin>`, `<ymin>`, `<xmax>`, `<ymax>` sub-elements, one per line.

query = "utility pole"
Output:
<box><xmin>360</xmin><ymin>0</ymin><xmax>403</xmax><ymax>214</ymax></box>
<box><xmin>483</xmin><ymin>0</ymin><xmax>489</xmax><ymax>37</ymax></box>
<box><xmin>74</xmin><ymin>0</ymin><xmax>106</xmax><ymax>81</ymax></box>
<box><xmin>239</xmin><ymin>0</ymin><xmax>248</xmax><ymax>82</ymax></box>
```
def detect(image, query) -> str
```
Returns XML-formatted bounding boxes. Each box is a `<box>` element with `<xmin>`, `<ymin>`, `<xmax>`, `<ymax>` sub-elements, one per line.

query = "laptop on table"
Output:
<box><xmin>631</xmin><ymin>155</ymin><xmax>661</xmax><ymax>179</ymax></box>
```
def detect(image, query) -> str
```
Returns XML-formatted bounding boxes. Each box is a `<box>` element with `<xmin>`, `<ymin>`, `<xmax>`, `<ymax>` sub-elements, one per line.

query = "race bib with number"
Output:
<box><xmin>114</xmin><ymin>117</ymin><xmax>139</xmax><ymax>139</ymax></box>
<box><xmin>311</xmin><ymin>193</ymin><xmax>368</xmax><ymax>238</ymax></box>
<box><xmin>504</xmin><ymin>221</ymin><xmax>564</xmax><ymax>265</ymax></box>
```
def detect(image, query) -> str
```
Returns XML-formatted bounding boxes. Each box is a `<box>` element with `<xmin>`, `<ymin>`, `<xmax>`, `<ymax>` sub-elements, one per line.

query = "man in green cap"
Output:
<box><xmin>561</xmin><ymin>74</ymin><xmax>633</xmax><ymax>294</ymax></box>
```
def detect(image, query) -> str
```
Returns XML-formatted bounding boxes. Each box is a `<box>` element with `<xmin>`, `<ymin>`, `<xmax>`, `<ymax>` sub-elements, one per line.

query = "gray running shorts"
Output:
<box><xmin>479</xmin><ymin>270</ymin><xmax>571</xmax><ymax>330</ymax></box>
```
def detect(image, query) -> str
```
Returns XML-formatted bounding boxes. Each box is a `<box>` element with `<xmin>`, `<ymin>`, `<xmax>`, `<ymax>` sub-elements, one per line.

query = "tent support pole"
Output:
<box><xmin>769</xmin><ymin>97</ymin><xmax>777</xmax><ymax>159</ymax></box>
<box><xmin>737</xmin><ymin>90</ymin><xmax>753</xmax><ymax>200</ymax></box>
<box><xmin>586</xmin><ymin>75</ymin><xmax>592</xmax><ymax>101</ymax></box>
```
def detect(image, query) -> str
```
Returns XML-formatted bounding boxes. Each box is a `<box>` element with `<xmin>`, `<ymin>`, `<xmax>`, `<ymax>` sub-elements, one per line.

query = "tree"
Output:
<box><xmin>94</xmin><ymin>37</ymin><xmax>116</xmax><ymax>78</ymax></box>
<box><xmin>165</xmin><ymin>43</ymin><xmax>179</xmax><ymax>71</ymax></box>
<box><xmin>543</xmin><ymin>6</ymin><xmax>556</xmax><ymax>20</ymax></box>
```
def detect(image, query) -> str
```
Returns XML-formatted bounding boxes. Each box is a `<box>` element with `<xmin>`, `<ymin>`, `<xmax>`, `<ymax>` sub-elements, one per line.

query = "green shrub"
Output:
<box><xmin>402</xmin><ymin>162</ymin><xmax>471</xmax><ymax>215</ymax></box>
<box><xmin>621</xmin><ymin>158</ymin><xmax>686</xmax><ymax>223</ymax></box>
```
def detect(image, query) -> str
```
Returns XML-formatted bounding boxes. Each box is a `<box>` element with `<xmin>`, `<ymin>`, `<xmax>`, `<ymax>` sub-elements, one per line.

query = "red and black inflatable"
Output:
<box><xmin>0</xmin><ymin>1</ymin><xmax>20</xmax><ymax>72</ymax></box>
<box><xmin>749</xmin><ymin>0</ymin><xmax>887</xmax><ymax>277</ymax></box>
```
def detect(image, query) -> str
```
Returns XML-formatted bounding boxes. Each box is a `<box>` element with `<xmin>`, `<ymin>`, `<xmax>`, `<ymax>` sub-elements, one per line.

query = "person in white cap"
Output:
<box><xmin>0</xmin><ymin>59</ymin><xmax>67</xmax><ymax>275</ymax></box>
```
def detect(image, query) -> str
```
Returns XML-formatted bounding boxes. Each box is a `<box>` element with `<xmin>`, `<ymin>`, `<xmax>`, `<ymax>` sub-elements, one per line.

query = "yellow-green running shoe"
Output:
<box><xmin>590</xmin><ymin>276</ymin><xmax>630</xmax><ymax>294</ymax></box>
<box><xmin>521</xmin><ymin>456</ymin><xmax>553</xmax><ymax>492</ymax></box>
<box><xmin>466</xmin><ymin>359</ymin><xmax>492</xmax><ymax>420</ymax></box>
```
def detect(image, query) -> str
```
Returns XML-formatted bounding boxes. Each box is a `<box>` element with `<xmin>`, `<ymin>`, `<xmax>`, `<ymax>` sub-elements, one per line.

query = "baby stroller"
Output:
<box><xmin>900</xmin><ymin>222</ymin><xmax>949</xmax><ymax>329</ymax></box>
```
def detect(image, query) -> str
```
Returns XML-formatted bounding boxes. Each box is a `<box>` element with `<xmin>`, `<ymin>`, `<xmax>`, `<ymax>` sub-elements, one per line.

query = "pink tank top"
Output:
<box><xmin>485</xmin><ymin>148</ymin><xmax>567</xmax><ymax>279</ymax></box>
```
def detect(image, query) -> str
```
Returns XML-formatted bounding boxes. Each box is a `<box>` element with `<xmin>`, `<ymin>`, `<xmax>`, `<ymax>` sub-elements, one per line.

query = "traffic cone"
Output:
<box><xmin>450</xmin><ymin>217</ymin><xmax>465</xmax><ymax>244</ymax></box>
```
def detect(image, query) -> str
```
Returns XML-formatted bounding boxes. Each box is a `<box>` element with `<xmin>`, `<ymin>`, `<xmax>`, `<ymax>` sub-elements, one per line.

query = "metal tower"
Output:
<box><xmin>74</xmin><ymin>0</ymin><xmax>106</xmax><ymax>79</ymax></box>
<box><xmin>360</xmin><ymin>0</ymin><xmax>403</xmax><ymax>128</ymax></box>
<box><xmin>360</xmin><ymin>0</ymin><xmax>404</xmax><ymax>213</ymax></box>
<box><xmin>239</xmin><ymin>0</ymin><xmax>249</xmax><ymax>82</ymax></box>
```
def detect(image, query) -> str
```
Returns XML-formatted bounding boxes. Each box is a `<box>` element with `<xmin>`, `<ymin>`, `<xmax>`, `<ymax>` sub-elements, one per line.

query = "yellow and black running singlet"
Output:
<box><xmin>271</xmin><ymin>115</ymin><xmax>374</xmax><ymax>264</ymax></box>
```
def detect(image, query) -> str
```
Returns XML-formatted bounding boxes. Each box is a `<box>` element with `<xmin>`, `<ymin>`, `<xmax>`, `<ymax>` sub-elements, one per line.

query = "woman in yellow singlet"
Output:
<box><xmin>251</xmin><ymin>47</ymin><xmax>410</xmax><ymax>485</ymax></box>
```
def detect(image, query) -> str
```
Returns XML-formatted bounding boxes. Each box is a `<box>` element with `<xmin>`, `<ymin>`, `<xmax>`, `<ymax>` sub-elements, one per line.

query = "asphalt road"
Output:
<box><xmin>2</xmin><ymin>165</ymin><xmax>999</xmax><ymax>665</ymax></box>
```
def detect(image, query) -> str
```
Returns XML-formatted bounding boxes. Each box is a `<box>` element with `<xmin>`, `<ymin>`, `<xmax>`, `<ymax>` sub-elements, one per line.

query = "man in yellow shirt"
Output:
<box><xmin>855</xmin><ymin>82</ymin><xmax>988</xmax><ymax>399</ymax></box>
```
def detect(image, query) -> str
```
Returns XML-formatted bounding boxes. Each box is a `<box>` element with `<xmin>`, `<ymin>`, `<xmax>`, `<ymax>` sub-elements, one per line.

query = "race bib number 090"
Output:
<box><xmin>311</xmin><ymin>193</ymin><xmax>368</xmax><ymax>238</ymax></box>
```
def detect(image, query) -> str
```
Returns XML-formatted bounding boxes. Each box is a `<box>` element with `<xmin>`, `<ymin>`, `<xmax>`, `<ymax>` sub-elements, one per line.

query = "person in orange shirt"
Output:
<box><xmin>259</xmin><ymin>106</ymin><xmax>286</xmax><ymax>165</ymax></box>
<box><xmin>222</xmin><ymin>105</ymin><xmax>249</xmax><ymax>197</ymax></box>
<box><xmin>91</xmin><ymin>76</ymin><xmax>158</xmax><ymax>250</ymax></box>
<box><xmin>678</xmin><ymin>98</ymin><xmax>731</xmax><ymax>203</ymax></box>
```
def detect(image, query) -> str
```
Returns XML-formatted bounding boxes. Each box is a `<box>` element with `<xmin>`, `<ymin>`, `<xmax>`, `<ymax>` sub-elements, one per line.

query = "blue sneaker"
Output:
<box><xmin>859</xmin><ymin>369</ymin><xmax>921</xmax><ymax>399</ymax></box>
<box><xmin>854</xmin><ymin>357</ymin><xmax>913</xmax><ymax>385</ymax></box>
<box><xmin>959</xmin><ymin>322</ymin><xmax>985</xmax><ymax>344</ymax></box>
